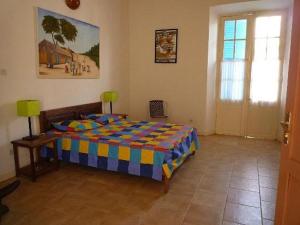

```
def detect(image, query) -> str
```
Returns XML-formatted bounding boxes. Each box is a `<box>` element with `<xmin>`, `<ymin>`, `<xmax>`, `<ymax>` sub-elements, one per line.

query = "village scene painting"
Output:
<box><xmin>155</xmin><ymin>29</ymin><xmax>178</xmax><ymax>63</ymax></box>
<box><xmin>37</xmin><ymin>8</ymin><xmax>100</xmax><ymax>78</ymax></box>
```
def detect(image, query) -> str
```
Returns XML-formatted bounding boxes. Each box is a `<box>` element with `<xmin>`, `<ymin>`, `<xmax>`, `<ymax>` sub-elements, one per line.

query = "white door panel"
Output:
<box><xmin>246</xmin><ymin>104</ymin><xmax>279</xmax><ymax>139</ymax></box>
<box><xmin>216</xmin><ymin>102</ymin><xmax>244</xmax><ymax>136</ymax></box>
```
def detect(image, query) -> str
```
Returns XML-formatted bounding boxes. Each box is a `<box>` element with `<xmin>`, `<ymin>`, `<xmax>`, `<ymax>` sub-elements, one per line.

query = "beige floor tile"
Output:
<box><xmin>227</xmin><ymin>188</ymin><xmax>260</xmax><ymax>207</ymax></box>
<box><xmin>258</xmin><ymin>168</ymin><xmax>279</xmax><ymax>178</ymax></box>
<box><xmin>259</xmin><ymin>176</ymin><xmax>278</xmax><ymax>189</ymax></box>
<box><xmin>183</xmin><ymin>203</ymin><xmax>223</xmax><ymax>225</ymax></box>
<box><xmin>260</xmin><ymin>188</ymin><xmax>277</xmax><ymax>203</ymax></box>
<box><xmin>261</xmin><ymin>201</ymin><xmax>276</xmax><ymax>221</ymax></box>
<box><xmin>223</xmin><ymin>203</ymin><xmax>262</xmax><ymax>225</ymax></box>
<box><xmin>192</xmin><ymin>189</ymin><xmax>227</xmax><ymax>209</ymax></box>
<box><xmin>263</xmin><ymin>219</ymin><xmax>274</xmax><ymax>225</ymax></box>
<box><xmin>222</xmin><ymin>221</ymin><xmax>240</xmax><ymax>225</ymax></box>
<box><xmin>230</xmin><ymin>177</ymin><xmax>259</xmax><ymax>192</ymax></box>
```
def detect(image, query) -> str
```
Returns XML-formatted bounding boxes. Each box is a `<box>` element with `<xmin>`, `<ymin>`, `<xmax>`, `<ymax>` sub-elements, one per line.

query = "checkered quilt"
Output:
<box><xmin>42</xmin><ymin>120</ymin><xmax>200</xmax><ymax>181</ymax></box>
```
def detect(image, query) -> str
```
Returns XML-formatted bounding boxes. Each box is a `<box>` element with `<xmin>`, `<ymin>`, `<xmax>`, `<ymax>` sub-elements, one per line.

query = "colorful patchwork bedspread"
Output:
<box><xmin>42</xmin><ymin>120</ymin><xmax>200</xmax><ymax>181</ymax></box>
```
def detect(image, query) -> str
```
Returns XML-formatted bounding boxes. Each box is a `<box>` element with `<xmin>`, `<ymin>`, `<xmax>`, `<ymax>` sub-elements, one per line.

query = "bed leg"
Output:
<box><xmin>163</xmin><ymin>174</ymin><xmax>169</xmax><ymax>193</ymax></box>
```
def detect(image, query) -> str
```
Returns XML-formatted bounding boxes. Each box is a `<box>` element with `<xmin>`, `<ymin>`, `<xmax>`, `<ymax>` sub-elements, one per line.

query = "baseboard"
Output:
<box><xmin>0</xmin><ymin>171</ymin><xmax>15</xmax><ymax>183</ymax></box>
<box><xmin>198</xmin><ymin>130</ymin><xmax>216</xmax><ymax>136</ymax></box>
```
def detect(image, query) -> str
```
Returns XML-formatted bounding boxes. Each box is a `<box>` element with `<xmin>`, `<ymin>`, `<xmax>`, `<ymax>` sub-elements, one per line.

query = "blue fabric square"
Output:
<box><xmin>70</xmin><ymin>150</ymin><xmax>79</xmax><ymax>163</ymax></box>
<box><xmin>57</xmin><ymin>138</ymin><xmax>62</xmax><ymax>149</ymax></box>
<box><xmin>88</xmin><ymin>142</ymin><xmax>98</xmax><ymax>156</ymax></box>
<box><xmin>98</xmin><ymin>156</ymin><xmax>107</xmax><ymax>169</ymax></box>
<box><xmin>140</xmin><ymin>164</ymin><xmax>153</xmax><ymax>178</ymax></box>
<box><xmin>128</xmin><ymin>163</ymin><xmax>140</xmax><ymax>176</ymax></box>
<box><xmin>79</xmin><ymin>153</ymin><xmax>88</xmax><ymax>166</ymax></box>
<box><xmin>108</xmin><ymin>145</ymin><xmax>119</xmax><ymax>159</ymax></box>
<box><xmin>71</xmin><ymin>139</ymin><xmax>80</xmax><ymax>152</ymax></box>
<box><xmin>152</xmin><ymin>166</ymin><xmax>162</xmax><ymax>181</ymax></box>
<box><xmin>107</xmin><ymin>158</ymin><xmax>118</xmax><ymax>171</ymax></box>
<box><xmin>118</xmin><ymin>160</ymin><xmax>129</xmax><ymax>173</ymax></box>
<box><xmin>130</xmin><ymin>149</ymin><xmax>141</xmax><ymax>164</ymax></box>
<box><xmin>153</xmin><ymin>152</ymin><xmax>164</xmax><ymax>166</ymax></box>
<box><xmin>88</xmin><ymin>155</ymin><xmax>98</xmax><ymax>167</ymax></box>
<box><xmin>62</xmin><ymin>150</ymin><xmax>70</xmax><ymax>162</ymax></box>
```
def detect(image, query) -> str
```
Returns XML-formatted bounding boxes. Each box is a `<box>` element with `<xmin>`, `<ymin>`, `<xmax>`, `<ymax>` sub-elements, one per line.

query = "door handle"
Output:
<box><xmin>281</xmin><ymin>112</ymin><xmax>291</xmax><ymax>144</ymax></box>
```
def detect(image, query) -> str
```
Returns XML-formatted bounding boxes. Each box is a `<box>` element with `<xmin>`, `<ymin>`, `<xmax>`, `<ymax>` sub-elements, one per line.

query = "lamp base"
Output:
<box><xmin>22</xmin><ymin>135</ymin><xmax>39</xmax><ymax>141</ymax></box>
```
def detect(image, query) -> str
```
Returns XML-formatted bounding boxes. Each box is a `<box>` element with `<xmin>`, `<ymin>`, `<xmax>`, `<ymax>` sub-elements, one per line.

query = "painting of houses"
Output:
<box><xmin>37</xmin><ymin>8</ymin><xmax>100</xmax><ymax>78</ymax></box>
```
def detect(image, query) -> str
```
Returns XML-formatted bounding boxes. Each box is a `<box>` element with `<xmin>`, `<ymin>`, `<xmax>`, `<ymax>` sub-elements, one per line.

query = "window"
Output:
<box><xmin>220</xmin><ymin>19</ymin><xmax>247</xmax><ymax>101</ymax></box>
<box><xmin>250</xmin><ymin>16</ymin><xmax>282</xmax><ymax>103</ymax></box>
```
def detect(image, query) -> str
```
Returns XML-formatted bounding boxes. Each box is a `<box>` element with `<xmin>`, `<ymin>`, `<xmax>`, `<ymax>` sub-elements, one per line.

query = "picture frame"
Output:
<box><xmin>36</xmin><ymin>7</ymin><xmax>100</xmax><ymax>79</ymax></box>
<box><xmin>155</xmin><ymin>29</ymin><xmax>178</xmax><ymax>63</ymax></box>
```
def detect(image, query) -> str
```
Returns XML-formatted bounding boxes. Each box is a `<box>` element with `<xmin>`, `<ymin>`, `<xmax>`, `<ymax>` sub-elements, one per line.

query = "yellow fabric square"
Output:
<box><xmin>166</xmin><ymin>131</ymin><xmax>176</xmax><ymax>134</ymax></box>
<box><xmin>98</xmin><ymin>143</ymin><xmax>109</xmax><ymax>156</ymax></box>
<box><xmin>147</xmin><ymin>141</ymin><xmax>159</xmax><ymax>145</ymax></box>
<box><xmin>121</xmin><ymin>135</ymin><xmax>132</xmax><ymax>139</ymax></box>
<box><xmin>141</xmin><ymin>137</ymin><xmax>152</xmax><ymax>141</ymax></box>
<box><xmin>118</xmin><ymin>146</ymin><xmax>130</xmax><ymax>160</ymax></box>
<box><xmin>79</xmin><ymin>141</ymin><xmax>89</xmax><ymax>153</ymax></box>
<box><xmin>158</xmin><ymin>136</ymin><xmax>168</xmax><ymax>139</ymax></box>
<box><xmin>62</xmin><ymin>138</ymin><xmax>71</xmax><ymax>150</ymax></box>
<box><xmin>141</xmin><ymin>149</ymin><xmax>154</xmax><ymax>164</ymax></box>
<box><xmin>159</xmin><ymin>128</ymin><xmax>168</xmax><ymax>131</ymax></box>
<box><xmin>131</xmin><ymin>141</ymin><xmax>143</xmax><ymax>146</ymax></box>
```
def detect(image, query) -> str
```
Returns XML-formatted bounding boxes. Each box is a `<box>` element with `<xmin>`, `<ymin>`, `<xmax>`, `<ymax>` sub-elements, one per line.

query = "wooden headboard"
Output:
<box><xmin>39</xmin><ymin>102</ymin><xmax>102</xmax><ymax>133</ymax></box>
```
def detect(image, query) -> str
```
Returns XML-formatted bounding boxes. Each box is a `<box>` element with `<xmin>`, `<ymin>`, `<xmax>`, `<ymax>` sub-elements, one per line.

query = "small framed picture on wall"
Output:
<box><xmin>155</xmin><ymin>29</ymin><xmax>178</xmax><ymax>63</ymax></box>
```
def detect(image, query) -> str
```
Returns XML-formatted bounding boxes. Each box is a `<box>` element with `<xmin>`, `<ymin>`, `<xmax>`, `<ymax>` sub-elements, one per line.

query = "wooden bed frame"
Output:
<box><xmin>39</xmin><ymin>102</ymin><xmax>102</xmax><ymax>133</ymax></box>
<box><xmin>38</xmin><ymin>101</ymin><xmax>172</xmax><ymax>192</ymax></box>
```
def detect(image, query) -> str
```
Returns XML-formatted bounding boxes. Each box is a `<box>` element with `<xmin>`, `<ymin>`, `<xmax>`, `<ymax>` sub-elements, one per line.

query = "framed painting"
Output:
<box><xmin>36</xmin><ymin>8</ymin><xmax>100</xmax><ymax>79</ymax></box>
<box><xmin>155</xmin><ymin>29</ymin><xmax>178</xmax><ymax>63</ymax></box>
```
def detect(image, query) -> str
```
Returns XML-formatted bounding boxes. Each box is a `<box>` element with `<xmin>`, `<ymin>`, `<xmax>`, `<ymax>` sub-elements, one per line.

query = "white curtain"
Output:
<box><xmin>220</xmin><ymin>61</ymin><xmax>245</xmax><ymax>101</ymax></box>
<box><xmin>250</xmin><ymin>59</ymin><xmax>280</xmax><ymax>104</ymax></box>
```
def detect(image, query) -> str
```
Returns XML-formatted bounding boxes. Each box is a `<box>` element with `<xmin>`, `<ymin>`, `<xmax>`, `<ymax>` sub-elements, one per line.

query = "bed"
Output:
<box><xmin>39</xmin><ymin>102</ymin><xmax>200</xmax><ymax>192</ymax></box>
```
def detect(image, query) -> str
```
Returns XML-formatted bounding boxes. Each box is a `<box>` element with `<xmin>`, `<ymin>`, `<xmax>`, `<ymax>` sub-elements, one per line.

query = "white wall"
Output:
<box><xmin>128</xmin><ymin>0</ymin><xmax>251</xmax><ymax>134</ymax></box>
<box><xmin>128</xmin><ymin>0</ymin><xmax>293</xmax><ymax>135</ymax></box>
<box><xmin>0</xmin><ymin>0</ymin><xmax>129</xmax><ymax>181</ymax></box>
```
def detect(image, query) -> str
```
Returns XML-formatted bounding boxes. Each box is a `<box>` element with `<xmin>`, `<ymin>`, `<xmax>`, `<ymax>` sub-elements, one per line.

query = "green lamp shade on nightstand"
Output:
<box><xmin>102</xmin><ymin>91</ymin><xmax>118</xmax><ymax>103</ymax></box>
<box><xmin>17</xmin><ymin>100</ymin><xmax>40</xmax><ymax>117</ymax></box>
<box><xmin>16</xmin><ymin>100</ymin><xmax>40</xmax><ymax>141</ymax></box>
<box><xmin>102</xmin><ymin>91</ymin><xmax>118</xmax><ymax>114</ymax></box>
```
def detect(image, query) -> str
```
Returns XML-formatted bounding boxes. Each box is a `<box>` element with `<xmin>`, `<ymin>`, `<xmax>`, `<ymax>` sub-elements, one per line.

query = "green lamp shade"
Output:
<box><xmin>102</xmin><ymin>91</ymin><xmax>118</xmax><ymax>103</ymax></box>
<box><xmin>17</xmin><ymin>100</ymin><xmax>40</xmax><ymax>117</ymax></box>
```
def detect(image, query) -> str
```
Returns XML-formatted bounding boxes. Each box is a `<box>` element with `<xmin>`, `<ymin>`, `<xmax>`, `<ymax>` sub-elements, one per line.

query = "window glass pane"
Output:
<box><xmin>236</xmin><ymin>19</ymin><xmax>247</xmax><ymax>39</ymax></box>
<box><xmin>221</xmin><ymin>61</ymin><xmax>245</xmax><ymax>101</ymax></box>
<box><xmin>255</xmin><ymin>16</ymin><xmax>281</xmax><ymax>38</ymax></box>
<box><xmin>250</xmin><ymin>60</ymin><xmax>280</xmax><ymax>103</ymax></box>
<box><xmin>267</xmin><ymin>38</ymin><xmax>280</xmax><ymax>59</ymax></box>
<box><xmin>223</xmin><ymin>41</ymin><xmax>234</xmax><ymax>60</ymax></box>
<box><xmin>235</xmin><ymin>40</ymin><xmax>246</xmax><ymax>59</ymax></box>
<box><xmin>268</xmin><ymin>16</ymin><xmax>281</xmax><ymax>37</ymax></box>
<box><xmin>254</xmin><ymin>38</ymin><xmax>267</xmax><ymax>60</ymax></box>
<box><xmin>255</xmin><ymin>17</ymin><xmax>268</xmax><ymax>38</ymax></box>
<box><xmin>224</xmin><ymin>20</ymin><xmax>235</xmax><ymax>40</ymax></box>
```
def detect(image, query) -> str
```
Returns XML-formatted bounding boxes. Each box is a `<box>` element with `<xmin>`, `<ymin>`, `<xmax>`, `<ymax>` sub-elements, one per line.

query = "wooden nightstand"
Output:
<box><xmin>11</xmin><ymin>135</ymin><xmax>59</xmax><ymax>181</ymax></box>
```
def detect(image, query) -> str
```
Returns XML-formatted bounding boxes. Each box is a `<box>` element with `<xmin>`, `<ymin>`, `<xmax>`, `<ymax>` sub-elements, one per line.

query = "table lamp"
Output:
<box><xmin>17</xmin><ymin>100</ymin><xmax>40</xmax><ymax>141</ymax></box>
<box><xmin>102</xmin><ymin>91</ymin><xmax>118</xmax><ymax>114</ymax></box>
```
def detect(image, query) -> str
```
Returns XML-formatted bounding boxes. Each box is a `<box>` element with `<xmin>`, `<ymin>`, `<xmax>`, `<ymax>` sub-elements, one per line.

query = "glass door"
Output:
<box><xmin>216</xmin><ymin>16</ymin><xmax>250</xmax><ymax>136</ymax></box>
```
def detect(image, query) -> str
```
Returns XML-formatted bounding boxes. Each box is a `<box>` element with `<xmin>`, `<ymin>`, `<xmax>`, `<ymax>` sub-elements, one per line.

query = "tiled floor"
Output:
<box><xmin>1</xmin><ymin>135</ymin><xmax>280</xmax><ymax>225</ymax></box>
